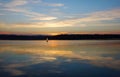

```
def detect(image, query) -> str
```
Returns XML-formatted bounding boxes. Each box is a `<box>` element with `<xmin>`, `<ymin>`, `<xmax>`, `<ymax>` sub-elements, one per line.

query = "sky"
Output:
<box><xmin>0</xmin><ymin>0</ymin><xmax>120</xmax><ymax>35</ymax></box>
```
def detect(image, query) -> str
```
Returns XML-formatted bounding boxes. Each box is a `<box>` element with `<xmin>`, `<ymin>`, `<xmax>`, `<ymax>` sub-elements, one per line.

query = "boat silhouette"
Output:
<box><xmin>46</xmin><ymin>38</ymin><xmax>48</xmax><ymax>42</ymax></box>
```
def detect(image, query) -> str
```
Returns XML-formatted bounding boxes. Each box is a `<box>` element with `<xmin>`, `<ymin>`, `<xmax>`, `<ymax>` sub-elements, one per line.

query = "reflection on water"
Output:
<box><xmin>0</xmin><ymin>40</ymin><xmax>120</xmax><ymax>77</ymax></box>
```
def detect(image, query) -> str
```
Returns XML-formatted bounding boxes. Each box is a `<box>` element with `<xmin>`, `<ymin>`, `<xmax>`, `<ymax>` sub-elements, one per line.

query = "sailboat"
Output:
<box><xmin>46</xmin><ymin>38</ymin><xmax>48</xmax><ymax>42</ymax></box>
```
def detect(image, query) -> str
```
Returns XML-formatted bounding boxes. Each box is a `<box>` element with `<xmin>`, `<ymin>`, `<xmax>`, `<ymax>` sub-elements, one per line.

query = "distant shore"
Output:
<box><xmin>0</xmin><ymin>34</ymin><xmax>120</xmax><ymax>40</ymax></box>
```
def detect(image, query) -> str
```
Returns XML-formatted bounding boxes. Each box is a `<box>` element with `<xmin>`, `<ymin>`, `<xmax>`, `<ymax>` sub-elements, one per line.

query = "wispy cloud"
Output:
<box><xmin>31</xmin><ymin>0</ymin><xmax>42</xmax><ymax>3</ymax></box>
<box><xmin>32</xmin><ymin>0</ymin><xmax>64</xmax><ymax>7</ymax></box>
<box><xmin>43</xmin><ymin>3</ymin><xmax>64</xmax><ymax>7</ymax></box>
<box><xmin>1</xmin><ymin>8</ymin><xmax>119</xmax><ymax>28</ymax></box>
<box><xmin>31</xmin><ymin>17</ymin><xmax>57</xmax><ymax>21</ymax></box>
<box><xmin>5</xmin><ymin>0</ymin><xmax>27</xmax><ymax>7</ymax></box>
<box><xmin>1</xmin><ymin>0</ymin><xmax>57</xmax><ymax>21</ymax></box>
<box><xmin>0</xmin><ymin>3</ymin><xmax>2</xmax><ymax>5</ymax></box>
<box><xmin>83</xmin><ymin>8</ymin><xmax>120</xmax><ymax>21</ymax></box>
<box><xmin>4</xmin><ymin>7</ymin><xmax>57</xmax><ymax>21</ymax></box>
<box><xmin>0</xmin><ymin>13</ymin><xmax>4</xmax><ymax>15</ymax></box>
<box><xmin>0</xmin><ymin>0</ymin><xmax>120</xmax><ymax>34</ymax></box>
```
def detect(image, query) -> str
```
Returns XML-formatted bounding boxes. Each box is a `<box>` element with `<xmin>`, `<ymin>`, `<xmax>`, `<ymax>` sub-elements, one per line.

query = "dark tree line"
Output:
<box><xmin>0</xmin><ymin>34</ymin><xmax>120</xmax><ymax>40</ymax></box>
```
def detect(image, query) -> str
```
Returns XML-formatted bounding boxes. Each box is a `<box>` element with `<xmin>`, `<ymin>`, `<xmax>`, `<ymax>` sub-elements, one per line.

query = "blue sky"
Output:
<box><xmin>0</xmin><ymin>0</ymin><xmax>120</xmax><ymax>35</ymax></box>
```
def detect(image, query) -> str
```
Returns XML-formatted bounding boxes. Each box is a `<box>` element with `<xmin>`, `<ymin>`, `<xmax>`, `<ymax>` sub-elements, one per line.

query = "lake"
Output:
<box><xmin>0</xmin><ymin>40</ymin><xmax>120</xmax><ymax>77</ymax></box>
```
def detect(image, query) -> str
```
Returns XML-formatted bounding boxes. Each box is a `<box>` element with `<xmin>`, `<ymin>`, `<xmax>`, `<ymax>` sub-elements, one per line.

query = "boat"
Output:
<box><xmin>46</xmin><ymin>38</ymin><xmax>48</xmax><ymax>42</ymax></box>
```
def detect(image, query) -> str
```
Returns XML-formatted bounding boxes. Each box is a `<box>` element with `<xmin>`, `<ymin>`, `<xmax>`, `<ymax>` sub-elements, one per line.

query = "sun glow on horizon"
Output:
<box><xmin>49</xmin><ymin>33</ymin><xmax>60</xmax><ymax>36</ymax></box>
<box><xmin>47</xmin><ymin>32</ymin><xmax>68</xmax><ymax>36</ymax></box>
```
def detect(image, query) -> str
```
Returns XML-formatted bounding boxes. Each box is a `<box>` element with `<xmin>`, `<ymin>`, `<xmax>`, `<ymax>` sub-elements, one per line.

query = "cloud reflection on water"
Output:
<box><xmin>0</xmin><ymin>42</ymin><xmax>120</xmax><ymax>76</ymax></box>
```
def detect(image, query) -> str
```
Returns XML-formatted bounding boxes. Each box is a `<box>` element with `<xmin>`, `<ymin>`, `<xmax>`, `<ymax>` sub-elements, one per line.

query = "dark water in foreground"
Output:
<box><xmin>0</xmin><ymin>40</ymin><xmax>120</xmax><ymax>77</ymax></box>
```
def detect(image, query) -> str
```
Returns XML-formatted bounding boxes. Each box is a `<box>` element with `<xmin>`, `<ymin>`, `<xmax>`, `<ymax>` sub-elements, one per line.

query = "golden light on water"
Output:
<box><xmin>48</xmin><ymin>40</ymin><xmax>58</xmax><ymax>47</ymax></box>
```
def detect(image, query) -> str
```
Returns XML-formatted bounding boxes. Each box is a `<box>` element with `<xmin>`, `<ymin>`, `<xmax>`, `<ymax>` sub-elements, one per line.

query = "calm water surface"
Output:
<box><xmin>0</xmin><ymin>40</ymin><xmax>120</xmax><ymax>77</ymax></box>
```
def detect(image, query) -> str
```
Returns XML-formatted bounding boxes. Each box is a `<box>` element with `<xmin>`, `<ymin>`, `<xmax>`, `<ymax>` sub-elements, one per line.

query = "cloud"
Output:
<box><xmin>0</xmin><ymin>14</ymin><xmax>4</xmax><ymax>15</ymax></box>
<box><xmin>5</xmin><ymin>0</ymin><xmax>27</xmax><ymax>7</ymax></box>
<box><xmin>31</xmin><ymin>16</ymin><xmax>57</xmax><ymax>21</ymax></box>
<box><xmin>82</xmin><ymin>9</ymin><xmax>120</xmax><ymax>22</ymax></box>
<box><xmin>29</xmin><ymin>0</ymin><xmax>42</xmax><ymax>3</ymax></box>
<box><xmin>11</xmin><ymin>21</ymin><xmax>79</xmax><ymax>28</ymax></box>
<box><xmin>32</xmin><ymin>0</ymin><xmax>64</xmax><ymax>7</ymax></box>
<box><xmin>1</xmin><ymin>0</ymin><xmax>57</xmax><ymax>21</ymax></box>
<box><xmin>44</xmin><ymin>3</ymin><xmax>64</xmax><ymax>7</ymax></box>
<box><xmin>4</xmin><ymin>7</ymin><xmax>57</xmax><ymax>20</ymax></box>
<box><xmin>0</xmin><ymin>1</ymin><xmax>120</xmax><ymax>28</ymax></box>
<box><xmin>0</xmin><ymin>3</ymin><xmax>3</xmax><ymax>5</ymax></box>
<box><xmin>2</xmin><ymin>9</ymin><xmax>120</xmax><ymax>28</ymax></box>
